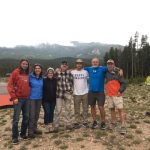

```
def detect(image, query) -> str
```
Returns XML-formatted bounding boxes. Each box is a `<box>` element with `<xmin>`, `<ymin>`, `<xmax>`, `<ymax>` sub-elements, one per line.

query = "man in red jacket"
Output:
<box><xmin>7</xmin><ymin>59</ymin><xmax>30</xmax><ymax>144</ymax></box>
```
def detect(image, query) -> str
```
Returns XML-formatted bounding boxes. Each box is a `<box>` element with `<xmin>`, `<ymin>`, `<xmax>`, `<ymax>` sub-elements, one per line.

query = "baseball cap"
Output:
<box><xmin>107</xmin><ymin>59</ymin><xmax>114</xmax><ymax>64</ymax></box>
<box><xmin>76</xmin><ymin>59</ymin><xmax>84</xmax><ymax>63</ymax></box>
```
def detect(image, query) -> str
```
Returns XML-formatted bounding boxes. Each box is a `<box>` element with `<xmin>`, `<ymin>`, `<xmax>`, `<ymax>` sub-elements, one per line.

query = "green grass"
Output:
<box><xmin>60</xmin><ymin>144</ymin><xmax>68</xmax><ymax>149</ymax></box>
<box><xmin>129</xmin><ymin>124</ymin><xmax>137</xmax><ymax>129</ymax></box>
<box><xmin>82</xmin><ymin>132</ymin><xmax>89</xmax><ymax>137</ymax></box>
<box><xmin>95</xmin><ymin>130</ymin><xmax>108</xmax><ymax>139</ymax></box>
<box><xmin>54</xmin><ymin>139</ymin><xmax>62</xmax><ymax>145</ymax></box>
<box><xmin>80</xmin><ymin>145</ymin><xmax>85</xmax><ymax>148</ymax></box>
<box><xmin>76</xmin><ymin>137</ymin><xmax>84</xmax><ymax>142</ymax></box>
<box><xmin>135</xmin><ymin>129</ymin><xmax>143</xmax><ymax>134</ymax></box>
<box><xmin>132</xmin><ymin>139</ymin><xmax>141</xmax><ymax>145</ymax></box>
<box><xmin>32</xmin><ymin>144</ymin><xmax>39</xmax><ymax>148</ymax></box>
<box><xmin>19</xmin><ymin>145</ymin><xmax>27</xmax><ymax>150</ymax></box>
<box><xmin>143</xmin><ymin>119</ymin><xmax>150</xmax><ymax>123</ymax></box>
<box><xmin>61</xmin><ymin>134</ymin><xmax>71</xmax><ymax>138</ymax></box>
<box><xmin>51</xmin><ymin>133</ymin><xmax>59</xmax><ymax>139</ymax></box>
<box><xmin>125</xmin><ymin>134</ymin><xmax>134</xmax><ymax>139</ymax></box>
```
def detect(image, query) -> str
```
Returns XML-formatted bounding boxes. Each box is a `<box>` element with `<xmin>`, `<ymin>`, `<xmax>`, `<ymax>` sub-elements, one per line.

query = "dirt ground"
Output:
<box><xmin>0</xmin><ymin>83</ymin><xmax>150</xmax><ymax>150</ymax></box>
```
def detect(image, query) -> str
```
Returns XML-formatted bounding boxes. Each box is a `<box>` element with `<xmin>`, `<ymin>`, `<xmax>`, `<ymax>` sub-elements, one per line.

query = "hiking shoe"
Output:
<box><xmin>100</xmin><ymin>122</ymin><xmax>106</xmax><ymax>130</ymax></box>
<box><xmin>73</xmin><ymin>123</ymin><xmax>81</xmax><ymax>129</ymax></box>
<box><xmin>91</xmin><ymin>121</ymin><xmax>98</xmax><ymax>129</ymax></box>
<box><xmin>12</xmin><ymin>138</ymin><xmax>19</xmax><ymax>145</ymax></box>
<box><xmin>120</xmin><ymin>126</ymin><xmax>127</xmax><ymax>134</ymax></box>
<box><xmin>83</xmin><ymin>122</ymin><xmax>89</xmax><ymax>128</ymax></box>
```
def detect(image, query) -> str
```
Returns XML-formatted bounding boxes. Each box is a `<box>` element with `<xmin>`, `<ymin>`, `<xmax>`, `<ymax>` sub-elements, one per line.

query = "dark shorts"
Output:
<box><xmin>88</xmin><ymin>92</ymin><xmax>105</xmax><ymax>106</ymax></box>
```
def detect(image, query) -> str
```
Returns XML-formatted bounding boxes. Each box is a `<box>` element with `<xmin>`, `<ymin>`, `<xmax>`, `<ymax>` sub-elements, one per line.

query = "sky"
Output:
<box><xmin>0</xmin><ymin>0</ymin><xmax>150</xmax><ymax>47</ymax></box>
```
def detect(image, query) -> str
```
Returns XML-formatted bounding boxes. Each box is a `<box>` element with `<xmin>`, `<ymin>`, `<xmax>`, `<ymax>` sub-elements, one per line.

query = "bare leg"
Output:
<box><xmin>91</xmin><ymin>105</ymin><xmax>96</xmax><ymax>121</ymax></box>
<box><xmin>98</xmin><ymin>106</ymin><xmax>106</xmax><ymax>122</ymax></box>
<box><xmin>110</xmin><ymin>108</ymin><xmax>116</xmax><ymax>123</ymax></box>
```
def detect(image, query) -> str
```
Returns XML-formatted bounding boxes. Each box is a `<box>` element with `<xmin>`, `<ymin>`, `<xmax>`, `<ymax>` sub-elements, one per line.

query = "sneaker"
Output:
<box><xmin>20</xmin><ymin>135</ymin><xmax>28</xmax><ymax>140</ymax></box>
<box><xmin>83</xmin><ymin>122</ymin><xmax>89</xmax><ymax>128</ymax></box>
<box><xmin>100</xmin><ymin>122</ymin><xmax>106</xmax><ymax>130</ymax></box>
<box><xmin>91</xmin><ymin>121</ymin><xmax>98</xmax><ymax>129</ymax></box>
<box><xmin>12</xmin><ymin>138</ymin><xmax>19</xmax><ymax>144</ymax></box>
<box><xmin>120</xmin><ymin>126</ymin><xmax>127</xmax><ymax>134</ymax></box>
<box><xmin>73</xmin><ymin>123</ymin><xmax>81</xmax><ymax>129</ymax></box>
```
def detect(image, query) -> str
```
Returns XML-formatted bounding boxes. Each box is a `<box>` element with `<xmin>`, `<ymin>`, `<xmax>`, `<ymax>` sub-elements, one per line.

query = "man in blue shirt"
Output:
<box><xmin>85</xmin><ymin>57</ymin><xmax>122</xmax><ymax>130</ymax></box>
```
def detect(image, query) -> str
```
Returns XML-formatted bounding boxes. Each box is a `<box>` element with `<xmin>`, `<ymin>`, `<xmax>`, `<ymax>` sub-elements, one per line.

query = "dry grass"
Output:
<box><xmin>0</xmin><ymin>83</ymin><xmax>150</xmax><ymax>150</ymax></box>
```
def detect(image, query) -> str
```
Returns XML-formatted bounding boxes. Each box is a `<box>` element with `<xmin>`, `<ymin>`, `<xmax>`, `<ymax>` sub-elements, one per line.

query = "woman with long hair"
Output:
<box><xmin>28</xmin><ymin>64</ymin><xmax>44</xmax><ymax>138</ymax></box>
<box><xmin>7</xmin><ymin>59</ymin><xmax>30</xmax><ymax>144</ymax></box>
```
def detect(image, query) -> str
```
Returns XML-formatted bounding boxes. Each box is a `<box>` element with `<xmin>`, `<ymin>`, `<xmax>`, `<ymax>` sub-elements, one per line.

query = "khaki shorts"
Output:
<box><xmin>107</xmin><ymin>96</ymin><xmax>123</xmax><ymax>109</ymax></box>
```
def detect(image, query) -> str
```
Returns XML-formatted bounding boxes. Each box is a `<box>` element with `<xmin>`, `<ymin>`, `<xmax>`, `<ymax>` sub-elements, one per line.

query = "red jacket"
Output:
<box><xmin>7</xmin><ymin>68</ymin><xmax>30</xmax><ymax>101</ymax></box>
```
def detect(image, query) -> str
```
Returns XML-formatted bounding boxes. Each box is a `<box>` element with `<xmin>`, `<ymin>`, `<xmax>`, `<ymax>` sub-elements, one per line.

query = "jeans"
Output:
<box><xmin>28</xmin><ymin>100</ymin><xmax>42</xmax><ymax>135</ymax></box>
<box><xmin>43</xmin><ymin>101</ymin><xmax>56</xmax><ymax>124</ymax></box>
<box><xmin>12</xmin><ymin>99</ymin><xmax>29</xmax><ymax>139</ymax></box>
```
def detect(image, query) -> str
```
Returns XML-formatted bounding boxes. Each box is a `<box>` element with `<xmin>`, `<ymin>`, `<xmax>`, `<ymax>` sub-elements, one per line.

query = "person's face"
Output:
<box><xmin>47</xmin><ymin>70</ymin><xmax>54</xmax><ymax>78</ymax></box>
<box><xmin>76</xmin><ymin>63</ymin><xmax>83</xmax><ymax>70</ymax></box>
<box><xmin>60</xmin><ymin>63</ymin><xmax>68</xmax><ymax>71</ymax></box>
<box><xmin>91</xmin><ymin>58</ymin><xmax>99</xmax><ymax>67</ymax></box>
<box><xmin>107</xmin><ymin>63</ymin><xmax>115</xmax><ymax>71</ymax></box>
<box><xmin>20</xmin><ymin>61</ymin><xmax>29</xmax><ymax>70</ymax></box>
<box><xmin>34</xmin><ymin>66</ymin><xmax>42</xmax><ymax>76</ymax></box>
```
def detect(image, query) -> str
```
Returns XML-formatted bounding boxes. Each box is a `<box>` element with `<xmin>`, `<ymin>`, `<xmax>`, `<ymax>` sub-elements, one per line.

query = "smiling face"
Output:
<box><xmin>91</xmin><ymin>58</ymin><xmax>99</xmax><ymax>68</ymax></box>
<box><xmin>20</xmin><ymin>60</ymin><xmax>29</xmax><ymax>70</ymax></box>
<box><xmin>34</xmin><ymin>65</ymin><xmax>42</xmax><ymax>76</ymax></box>
<box><xmin>76</xmin><ymin>63</ymin><xmax>83</xmax><ymax>70</ymax></box>
<box><xmin>107</xmin><ymin>62</ymin><xmax>115</xmax><ymax>71</ymax></box>
<box><xmin>47</xmin><ymin>70</ymin><xmax>54</xmax><ymax>79</ymax></box>
<box><xmin>60</xmin><ymin>63</ymin><xmax>68</xmax><ymax>72</ymax></box>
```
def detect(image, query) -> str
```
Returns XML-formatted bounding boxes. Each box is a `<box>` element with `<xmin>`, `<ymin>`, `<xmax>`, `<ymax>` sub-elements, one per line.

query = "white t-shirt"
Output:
<box><xmin>71</xmin><ymin>69</ymin><xmax>89</xmax><ymax>95</ymax></box>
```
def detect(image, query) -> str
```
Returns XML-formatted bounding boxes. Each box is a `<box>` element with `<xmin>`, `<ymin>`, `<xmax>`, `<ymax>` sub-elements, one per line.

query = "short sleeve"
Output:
<box><xmin>84</xmin><ymin>67</ymin><xmax>90</xmax><ymax>72</ymax></box>
<box><xmin>101</xmin><ymin>66</ymin><xmax>108</xmax><ymax>72</ymax></box>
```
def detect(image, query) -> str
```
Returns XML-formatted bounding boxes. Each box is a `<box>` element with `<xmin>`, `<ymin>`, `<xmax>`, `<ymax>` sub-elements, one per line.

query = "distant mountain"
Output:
<box><xmin>0</xmin><ymin>42</ymin><xmax>123</xmax><ymax>59</ymax></box>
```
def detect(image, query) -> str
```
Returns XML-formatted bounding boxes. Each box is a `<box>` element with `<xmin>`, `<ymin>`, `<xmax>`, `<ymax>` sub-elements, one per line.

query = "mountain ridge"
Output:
<box><xmin>0</xmin><ymin>42</ymin><xmax>124</xmax><ymax>59</ymax></box>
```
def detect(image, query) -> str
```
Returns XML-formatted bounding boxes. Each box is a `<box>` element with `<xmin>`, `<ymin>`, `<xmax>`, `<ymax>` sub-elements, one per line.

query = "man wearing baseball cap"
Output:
<box><xmin>105</xmin><ymin>59</ymin><xmax>126</xmax><ymax>134</ymax></box>
<box><xmin>54</xmin><ymin>61</ymin><xmax>73</xmax><ymax>132</ymax></box>
<box><xmin>71</xmin><ymin>59</ymin><xmax>89</xmax><ymax>129</ymax></box>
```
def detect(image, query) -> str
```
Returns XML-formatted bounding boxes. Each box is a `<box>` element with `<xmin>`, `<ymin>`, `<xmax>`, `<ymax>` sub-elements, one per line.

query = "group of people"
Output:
<box><xmin>7</xmin><ymin>57</ymin><xmax>126</xmax><ymax>144</ymax></box>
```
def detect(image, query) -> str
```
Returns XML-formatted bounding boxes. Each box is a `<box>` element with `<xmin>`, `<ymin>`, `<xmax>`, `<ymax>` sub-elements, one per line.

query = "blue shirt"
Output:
<box><xmin>29</xmin><ymin>73</ymin><xmax>44</xmax><ymax>100</ymax></box>
<box><xmin>84</xmin><ymin>66</ymin><xmax>108</xmax><ymax>92</ymax></box>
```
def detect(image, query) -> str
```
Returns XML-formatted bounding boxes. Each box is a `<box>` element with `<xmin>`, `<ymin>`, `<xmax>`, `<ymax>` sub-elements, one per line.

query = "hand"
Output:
<box><xmin>13</xmin><ymin>99</ymin><xmax>18</xmax><ymax>104</ymax></box>
<box><xmin>118</xmin><ymin>69</ymin><xmax>123</xmax><ymax>77</ymax></box>
<box><xmin>117</xmin><ymin>92</ymin><xmax>122</xmax><ymax>97</ymax></box>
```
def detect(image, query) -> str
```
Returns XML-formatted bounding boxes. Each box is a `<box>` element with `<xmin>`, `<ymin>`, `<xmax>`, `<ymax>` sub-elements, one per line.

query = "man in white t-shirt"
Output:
<box><xmin>71</xmin><ymin>59</ymin><xmax>89</xmax><ymax>129</ymax></box>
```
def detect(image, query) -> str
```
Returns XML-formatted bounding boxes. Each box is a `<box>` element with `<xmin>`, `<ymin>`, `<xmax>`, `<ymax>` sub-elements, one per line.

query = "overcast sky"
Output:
<box><xmin>0</xmin><ymin>0</ymin><xmax>149</xmax><ymax>47</ymax></box>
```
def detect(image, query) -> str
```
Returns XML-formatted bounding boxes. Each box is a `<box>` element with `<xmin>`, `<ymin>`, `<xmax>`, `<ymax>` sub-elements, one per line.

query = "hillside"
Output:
<box><xmin>0</xmin><ymin>83</ymin><xmax>150</xmax><ymax>150</ymax></box>
<box><xmin>0</xmin><ymin>42</ymin><xmax>123</xmax><ymax>59</ymax></box>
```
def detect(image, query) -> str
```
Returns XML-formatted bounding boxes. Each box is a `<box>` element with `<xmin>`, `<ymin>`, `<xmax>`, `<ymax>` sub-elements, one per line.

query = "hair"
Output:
<box><xmin>19</xmin><ymin>59</ymin><xmax>30</xmax><ymax>74</ymax></box>
<box><xmin>33</xmin><ymin>64</ymin><xmax>43</xmax><ymax>78</ymax></box>
<box><xmin>91</xmin><ymin>57</ymin><xmax>99</xmax><ymax>62</ymax></box>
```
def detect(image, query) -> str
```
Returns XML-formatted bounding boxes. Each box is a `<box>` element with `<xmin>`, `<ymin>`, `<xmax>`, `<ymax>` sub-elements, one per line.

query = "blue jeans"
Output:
<box><xmin>12</xmin><ymin>99</ymin><xmax>29</xmax><ymax>139</ymax></box>
<box><xmin>43</xmin><ymin>101</ymin><xmax>56</xmax><ymax>124</ymax></box>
